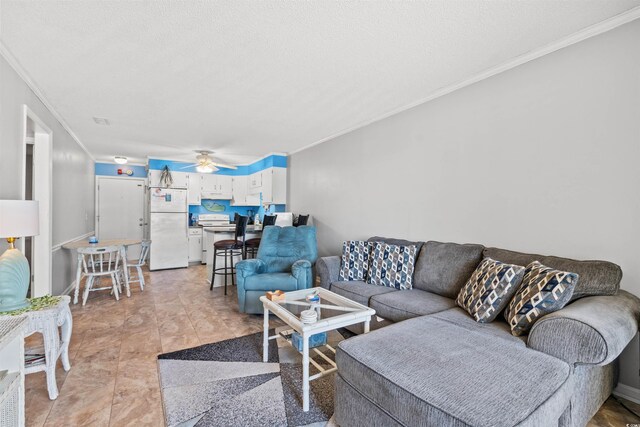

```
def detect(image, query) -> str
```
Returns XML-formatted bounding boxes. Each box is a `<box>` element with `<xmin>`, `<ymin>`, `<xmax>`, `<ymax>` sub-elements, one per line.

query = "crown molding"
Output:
<box><xmin>290</xmin><ymin>6</ymin><xmax>640</xmax><ymax>156</ymax></box>
<box><xmin>0</xmin><ymin>42</ymin><xmax>96</xmax><ymax>161</ymax></box>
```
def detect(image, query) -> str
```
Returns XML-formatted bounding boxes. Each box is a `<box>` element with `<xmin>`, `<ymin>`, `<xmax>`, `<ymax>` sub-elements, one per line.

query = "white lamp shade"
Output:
<box><xmin>0</xmin><ymin>200</ymin><xmax>40</xmax><ymax>238</ymax></box>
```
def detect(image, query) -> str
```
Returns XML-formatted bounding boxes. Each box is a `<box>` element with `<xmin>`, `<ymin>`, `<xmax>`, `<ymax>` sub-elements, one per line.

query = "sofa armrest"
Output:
<box><xmin>236</xmin><ymin>259</ymin><xmax>267</xmax><ymax>279</ymax></box>
<box><xmin>292</xmin><ymin>260</ymin><xmax>313</xmax><ymax>289</ymax></box>
<box><xmin>317</xmin><ymin>256</ymin><xmax>341</xmax><ymax>289</ymax></box>
<box><xmin>528</xmin><ymin>290</ymin><xmax>640</xmax><ymax>366</ymax></box>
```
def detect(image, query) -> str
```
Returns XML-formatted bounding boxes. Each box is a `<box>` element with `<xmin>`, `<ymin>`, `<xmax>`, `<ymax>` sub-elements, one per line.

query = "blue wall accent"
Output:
<box><xmin>95</xmin><ymin>163</ymin><xmax>147</xmax><ymax>177</ymax></box>
<box><xmin>148</xmin><ymin>154</ymin><xmax>287</xmax><ymax>175</ymax></box>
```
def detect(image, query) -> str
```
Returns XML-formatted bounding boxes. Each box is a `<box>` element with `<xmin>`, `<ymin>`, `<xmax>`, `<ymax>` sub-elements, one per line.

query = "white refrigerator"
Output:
<box><xmin>149</xmin><ymin>188</ymin><xmax>189</xmax><ymax>270</ymax></box>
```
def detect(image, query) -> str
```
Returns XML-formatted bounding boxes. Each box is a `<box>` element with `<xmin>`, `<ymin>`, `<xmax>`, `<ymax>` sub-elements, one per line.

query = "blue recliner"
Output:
<box><xmin>236</xmin><ymin>226</ymin><xmax>318</xmax><ymax>313</ymax></box>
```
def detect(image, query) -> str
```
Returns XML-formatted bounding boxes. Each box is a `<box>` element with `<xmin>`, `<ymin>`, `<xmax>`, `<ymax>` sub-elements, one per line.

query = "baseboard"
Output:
<box><xmin>613</xmin><ymin>383</ymin><xmax>640</xmax><ymax>404</ymax></box>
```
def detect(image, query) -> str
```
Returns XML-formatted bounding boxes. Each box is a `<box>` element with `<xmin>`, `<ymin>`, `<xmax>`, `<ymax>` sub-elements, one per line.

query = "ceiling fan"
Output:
<box><xmin>180</xmin><ymin>150</ymin><xmax>238</xmax><ymax>173</ymax></box>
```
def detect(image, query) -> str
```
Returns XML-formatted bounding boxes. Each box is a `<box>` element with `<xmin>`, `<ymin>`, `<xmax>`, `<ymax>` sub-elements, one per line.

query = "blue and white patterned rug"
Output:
<box><xmin>157</xmin><ymin>330</ymin><xmax>342</xmax><ymax>427</ymax></box>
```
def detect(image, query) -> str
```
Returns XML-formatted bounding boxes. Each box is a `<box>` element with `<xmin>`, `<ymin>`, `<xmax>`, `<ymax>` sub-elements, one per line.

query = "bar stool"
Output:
<box><xmin>210</xmin><ymin>215</ymin><xmax>249</xmax><ymax>295</ymax></box>
<box><xmin>245</xmin><ymin>214</ymin><xmax>277</xmax><ymax>259</ymax></box>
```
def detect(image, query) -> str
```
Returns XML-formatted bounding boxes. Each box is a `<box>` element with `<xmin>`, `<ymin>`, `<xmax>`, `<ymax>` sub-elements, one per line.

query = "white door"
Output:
<box><xmin>97</xmin><ymin>177</ymin><xmax>145</xmax><ymax>259</ymax></box>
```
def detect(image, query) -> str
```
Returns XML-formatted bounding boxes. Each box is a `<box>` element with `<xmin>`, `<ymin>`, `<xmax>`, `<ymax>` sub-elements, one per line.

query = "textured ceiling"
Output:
<box><xmin>1</xmin><ymin>1</ymin><xmax>639</xmax><ymax>164</ymax></box>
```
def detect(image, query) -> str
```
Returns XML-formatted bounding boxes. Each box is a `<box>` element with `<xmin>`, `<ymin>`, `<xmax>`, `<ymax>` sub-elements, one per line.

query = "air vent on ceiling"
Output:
<box><xmin>93</xmin><ymin>117</ymin><xmax>110</xmax><ymax>126</ymax></box>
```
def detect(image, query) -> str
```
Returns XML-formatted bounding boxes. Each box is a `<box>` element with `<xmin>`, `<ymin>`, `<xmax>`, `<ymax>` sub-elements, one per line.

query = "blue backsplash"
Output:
<box><xmin>188</xmin><ymin>200</ymin><xmax>286</xmax><ymax>222</ymax></box>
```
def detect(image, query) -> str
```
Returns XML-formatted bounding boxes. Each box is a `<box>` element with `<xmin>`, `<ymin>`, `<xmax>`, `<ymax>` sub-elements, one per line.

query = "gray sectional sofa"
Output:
<box><xmin>317</xmin><ymin>237</ymin><xmax>640</xmax><ymax>427</ymax></box>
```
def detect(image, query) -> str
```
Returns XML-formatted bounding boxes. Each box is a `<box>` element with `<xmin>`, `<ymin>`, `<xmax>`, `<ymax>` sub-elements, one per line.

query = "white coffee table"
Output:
<box><xmin>260</xmin><ymin>287</ymin><xmax>375</xmax><ymax>412</ymax></box>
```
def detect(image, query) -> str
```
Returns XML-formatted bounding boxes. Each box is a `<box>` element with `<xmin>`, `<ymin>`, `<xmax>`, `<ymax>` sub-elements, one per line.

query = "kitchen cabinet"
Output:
<box><xmin>248</xmin><ymin>171</ymin><xmax>262</xmax><ymax>191</ymax></box>
<box><xmin>260</xmin><ymin>167</ymin><xmax>287</xmax><ymax>204</ymax></box>
<box><xmin>186</xmin><ymin>173</ymin><xmax>202</xmax><ymax>205</ymax></box>
<box><xmin>231</xmin><ymin>175</ymin><xmax>249</xmax><ymax>206</ymax></box>
<box><xmin>201</xmin><ymin>174</ymin><xmax>232</xmax><ymax>200</ymax></box>
<box><xmin>149</xmin><ymin>169</ymin><xmax>188</xmax><ymax>188</ymax></box>
<box><xmin>188</xmin><ymin>228</ymin><xmax>202</xmax><ymax>262</ymax></box>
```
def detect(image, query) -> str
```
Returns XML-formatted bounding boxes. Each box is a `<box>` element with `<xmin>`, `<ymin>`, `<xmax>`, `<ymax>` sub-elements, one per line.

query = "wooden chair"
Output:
<box><xmin>78</xmin><ymin>245</ymin><xmax>122</xmax><ymax>305</ymax></box>
<box><xmin>124</xmin><ymin>240</ymin><xmax>151</xmax><ymax>291</ymax></box>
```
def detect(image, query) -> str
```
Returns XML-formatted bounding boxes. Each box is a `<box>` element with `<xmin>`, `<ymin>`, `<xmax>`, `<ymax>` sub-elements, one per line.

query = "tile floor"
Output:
<box><xmin>23</xmin><ymin>264</ymin><xmax>640</xmax><ymax>426</ymax></box>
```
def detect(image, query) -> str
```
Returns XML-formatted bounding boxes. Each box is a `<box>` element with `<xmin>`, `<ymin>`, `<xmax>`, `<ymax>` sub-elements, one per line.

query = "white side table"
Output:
<box><xmin>0</xmin><ymin>316</ymin><xmax>28</xmax><ymax>427</ymax></box>
<box><xmin>19</xmin><ymin>296</ymin><xmax>72</xmax><ymax>400</ymax></box>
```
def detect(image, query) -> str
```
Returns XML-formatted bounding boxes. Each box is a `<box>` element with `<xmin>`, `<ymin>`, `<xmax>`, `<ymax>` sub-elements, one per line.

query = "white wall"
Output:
<box><xmin>289</xmin><ymin>20</ymin><xmax>640</xmax><ymax>389</ymax></box>
<box><xmin>0</xmin><ymin>53</ymin><xmax>95</xmax><ymax>295</ymax></box>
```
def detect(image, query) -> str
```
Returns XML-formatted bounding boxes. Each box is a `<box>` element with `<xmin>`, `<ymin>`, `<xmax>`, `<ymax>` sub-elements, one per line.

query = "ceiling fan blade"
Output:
<box><xmin>178</xmin><ymin>163</ymin><xmax>200</xmax><ymax>169</ymax></box>
<box><xmin>210</xmin><ymin>162</ymin><xmax>238</xmax><ymax>170</ymax></box>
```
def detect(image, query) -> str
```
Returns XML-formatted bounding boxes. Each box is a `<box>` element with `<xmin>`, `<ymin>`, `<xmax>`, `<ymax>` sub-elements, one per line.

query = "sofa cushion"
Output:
<box><xmin>414</xmin><ymin>241</ymin><xmax>485</xmax><ymax>298</ymax></box>
<box><xmin>369</xmin><ymin>290</ymin><xmax>455</xmax><ymax>322</ymax></box>
<box><xmin>484</xmin><ymin>247</ymin><xmax>621</xmax><ymax>301</ymax></box>
<box><xmin>337</xmin><ymin>315</ymin><xmax>573</xmax><ymax>427</ymax></box>
<box><xmin>367</xmin><ymin>243</ymin><xmax>418</xmax><ymax>290</ymax></box>
<box><xmin>243</xmin><ymin>273</ymin><xmax>298</xmax><ymax>291</ymax></box>
<box><xmin>505</xmin><ymin>261</ymin><xmax>578</xmax><ymax>336</ymax></box>
<box><xmin>456</xmin><ymin>257</ymin><xmax>525</xmax><ymax>322</ymax></box>
<box><xmin>430</xmin><ymin>307</ymin><xmax>526</xmax><ymax>345</ymax></box>
<box><xmin>338</xmin><ymin>240</ymin><xmax>372</xmax><ymax>282</ymax></box>
<box><xmin>330</xmin><ymin>281</ymin><xmax>396</xmax><ymax>307</ymax></box>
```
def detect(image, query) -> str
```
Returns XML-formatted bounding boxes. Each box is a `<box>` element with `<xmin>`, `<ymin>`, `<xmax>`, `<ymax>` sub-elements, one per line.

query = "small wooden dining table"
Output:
<box><xmin>63</xmin><ymin>238</ymin><xmax>142</xmax><ymax>304</ymax></box>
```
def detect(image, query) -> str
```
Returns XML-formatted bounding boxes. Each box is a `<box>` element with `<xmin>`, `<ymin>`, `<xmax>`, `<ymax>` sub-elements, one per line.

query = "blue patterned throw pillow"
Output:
<box><xmin>339</xmin><ymin>241</ymin><xmax>373</xmax><ymax>281</ymax></box>
<box><xmin>456</xmin><ymin>257</ymin><xmax>525</xmax><ymax>323</ymax></box>
<box><xmin>504</xmin><ymin>261</ymin><xmax>578</xmax><ymax>336</ymax></box>
<box><xmin>367</xmin><ymin>243</ymin><xmax>417</xmax><ymax>290</ymax></box>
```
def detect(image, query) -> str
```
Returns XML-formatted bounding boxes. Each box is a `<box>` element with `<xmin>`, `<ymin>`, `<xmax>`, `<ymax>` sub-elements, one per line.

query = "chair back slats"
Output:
<box><xmin>263</xmin><ymin>215</ymin><xmax>277</xmax><ymax>227</ymax></box>
<box><xmin>78</xmin><ymin>245</ymin><xmax>121</xmax><ymax>275</ymax></box>
<box><xmin>296</xmin><ymin>214</ymin><xmax>309</xmax><ymax>226</ymax></box>
<box><xmin>137</xmin><ymin>240</ymin><xmax>151</xmax><ymax>266</ymax></box>
<box><xmin>234</xmin><ymin>215</ymin><xmax>249</xmax><ymax>244</ymax></box>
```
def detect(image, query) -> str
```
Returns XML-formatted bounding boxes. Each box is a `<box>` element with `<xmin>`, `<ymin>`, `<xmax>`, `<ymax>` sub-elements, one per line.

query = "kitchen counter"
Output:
<box><xmin>203</xmin><ymin>225</ymin><xmax>263</xmax><ymax>233</ymax></box>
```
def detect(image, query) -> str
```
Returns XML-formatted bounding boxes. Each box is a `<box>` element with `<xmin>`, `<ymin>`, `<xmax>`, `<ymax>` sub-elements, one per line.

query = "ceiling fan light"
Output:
<box><xmin>114</xmin><ymin>156</ymin><xmax>128</xmax><ymax>164</ymax></box>
<box><xmin>196</xmin><ymin>164</ymin><xmax>218</xmax><ymax>173</ymax></box>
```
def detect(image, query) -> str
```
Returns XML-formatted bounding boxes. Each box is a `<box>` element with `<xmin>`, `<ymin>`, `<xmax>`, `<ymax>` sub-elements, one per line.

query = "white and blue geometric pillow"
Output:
<box><xmin>504</xmin><ymin>261</ymin><xmax>578</xmax><ymax>336</ymax></box>
<box><xmin>456</xmin><ymin>257</ymin><xmax>526</xmax><ymax>323</ymax></box>
<box><xmin>338</xmin><ymin>241</ymin><xmax>373</xmax><ymax>282</ymax></box>
<box><xmin>367</xmin><ymin>243</ymin><xmax>418</xmax><ymax>290</ymax></box>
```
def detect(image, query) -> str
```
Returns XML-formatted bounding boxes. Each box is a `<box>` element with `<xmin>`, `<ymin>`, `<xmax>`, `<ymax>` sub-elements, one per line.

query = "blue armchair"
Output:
<box><xmin>236</xmin><ymin>226</ymin><xmax>318</xmax><ymax>313</ymax></box>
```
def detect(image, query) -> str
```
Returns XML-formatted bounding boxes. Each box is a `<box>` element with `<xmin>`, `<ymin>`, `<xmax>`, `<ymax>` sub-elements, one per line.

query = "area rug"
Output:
<box><xmin>157</xmin><ymin>330</ymin><xmax>343</xmax><ymax>427</ymax></box>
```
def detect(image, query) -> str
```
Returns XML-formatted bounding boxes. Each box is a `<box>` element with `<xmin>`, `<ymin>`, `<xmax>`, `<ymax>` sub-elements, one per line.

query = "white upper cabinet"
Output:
<box><xmin>248</xmin><ymin>172</ymin><xmax>262</xmax><ymax>192</ymax></box>
<box><xmin>218</xmin><ymin>175</ymin><xmax>232</xmax><ymax>199</ymax></box>
<box><xmin>271</xmin><ymin>167</ymin><xmax>287</xmax><ymax>205</ymax></box>
<box><xmin>201</xmin><ymin>174</ymin><xmax>232</xmax><ymax>200</ymax></box>
<box><xmin>231</xmin><ymin>175</ymin><xmax>248</xmax><ymax>206</ymax></box>
<box><xmin>149</xmin><ymin>166</ymin><xmax>285</xmax><ymax>204</ymax></box>
<box><xmin>261</xmin><ymin>167</ymin><xmax>287</xmax><ymax>204</ymax></box>
<box><xmin>149</xmin><ymin>169</ymin><xmax>188</xmax><ymax>189</ymax></box>
<box><xmin>186</xmin><ymin>173</ymin><xmax>202</xmax><ymax>205</ymax></box>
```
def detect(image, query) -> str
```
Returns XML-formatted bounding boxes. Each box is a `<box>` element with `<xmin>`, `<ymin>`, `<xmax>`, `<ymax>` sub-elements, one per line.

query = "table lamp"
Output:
<box><xmin>0</xmin><ymin>200</ymin><xmax>39</xmax><ymax>312</ymax></box>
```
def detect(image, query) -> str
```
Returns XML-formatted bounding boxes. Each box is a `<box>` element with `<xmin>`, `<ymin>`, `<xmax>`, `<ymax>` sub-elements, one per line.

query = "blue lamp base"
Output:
<box><xmin>0</xmin><ymin>248</ymin><xmax>31</xmax><ymax>312</ymax></box>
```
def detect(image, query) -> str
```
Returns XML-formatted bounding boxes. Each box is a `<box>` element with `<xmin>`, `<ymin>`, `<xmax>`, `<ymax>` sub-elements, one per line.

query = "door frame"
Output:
<box><xmin>95</xmin><ymin>176</ymin><xmax>148</xmax><ymax>240</ymax></box>
<box><xmin>21</xmin><ymin>105</ymin><xmax>53</xmax><ymax>297</ymax></box>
